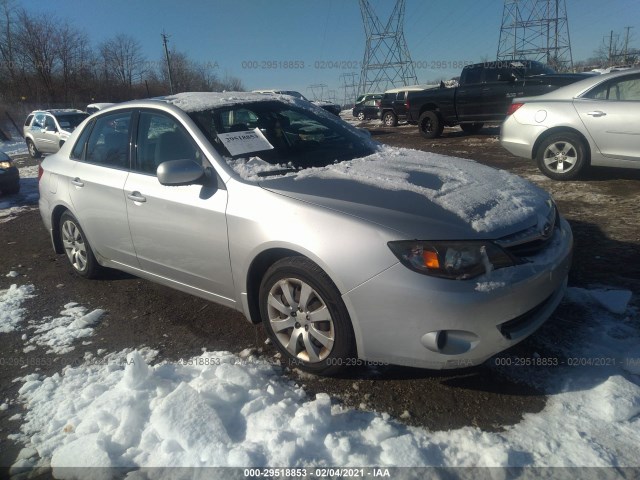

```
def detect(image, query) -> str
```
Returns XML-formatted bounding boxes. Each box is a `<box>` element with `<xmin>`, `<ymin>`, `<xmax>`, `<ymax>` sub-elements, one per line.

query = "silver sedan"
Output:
<box><xmin>39</xmin><ymin>93</ymin><xmax>572</xmax><ymax>375</ymax></box>
<box><xmin>500</xmin><ymin>69</ymin><xmax>640</xmax><ymax>180</ymax></box>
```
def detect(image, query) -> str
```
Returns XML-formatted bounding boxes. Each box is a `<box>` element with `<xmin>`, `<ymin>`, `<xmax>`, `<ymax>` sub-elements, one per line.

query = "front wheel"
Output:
<box><xmin>259</xmin><ymin>257</ymin><xmax>355</xmax><ymax>375</ymax></box>
<box><xmin>536</xmin><ymin>132</ymin><xmax>587</xmax><ymax>180</ymax></box>
<box><xmin>418</xmin><ymin>111</ymin><xmax>443</xmax><ymax>139</ymax></box>
<box><xmin>27</xmin><ymin>139</ymin><xmax>41</xmax><ymax>159</ymax></box>
<box><xmin>59</xmin><ymin>211</ymin><xmax>101</xmax><ymax>278</ymax></box>
<box><xmin>357</xmin><ymin>112</ymin><xmax>365</xmax><ymax>121</ymax></box>
<box><xmin>383</xmin><ymin>111</ymin><xmax>398</xmax><ymax>127</ymax></box>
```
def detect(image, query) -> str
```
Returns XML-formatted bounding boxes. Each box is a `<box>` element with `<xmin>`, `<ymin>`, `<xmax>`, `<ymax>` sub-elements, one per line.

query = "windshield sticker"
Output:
<box><xmin>217</xmin><ymin>128</ymin><xmax>274</xmax><ymax>156</ymax></box>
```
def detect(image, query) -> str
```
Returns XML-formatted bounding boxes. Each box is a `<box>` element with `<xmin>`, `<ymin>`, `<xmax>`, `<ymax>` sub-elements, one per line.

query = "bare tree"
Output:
<box><xmin>99</xmin><ymin>34</ymin><xmax>146</xmax><ymax>89</ymax></box>
<box><xmin>0</xmin><ymin>0</ymin><xmax>18</xmax><ymax>98</ymax></box>
<box><xmin>15</xmin><ymin>9</ymin><xmax>59</xmax><ymax>102</ymax></box>
<box><xmin>56</xmin><ymin>21</ymin><xmax>92</xmax><ymax>103</ymax></box>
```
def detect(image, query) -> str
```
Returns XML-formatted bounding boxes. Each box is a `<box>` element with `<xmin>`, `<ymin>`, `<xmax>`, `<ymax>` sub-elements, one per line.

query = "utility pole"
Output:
<box><xmin>608</xmin><ymin>30</ymin><xmax>614</xmax><ymax>66</ymax></box>
<box><xmin>161</xmin><ymin>31</ymin><xmax>174</xmax><ymax>95</ymax></box>
<box><xmin>623</xmin><ymin>26</ymin><xmax>633</xmax><ymax>64</ymax></box>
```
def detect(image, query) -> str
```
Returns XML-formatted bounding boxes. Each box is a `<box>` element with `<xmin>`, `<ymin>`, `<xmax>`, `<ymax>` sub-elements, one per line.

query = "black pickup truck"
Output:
<box><xmin>407</xmin><ymin>60</ymin><xmax>589</xmax><ymax>138</ymax></box>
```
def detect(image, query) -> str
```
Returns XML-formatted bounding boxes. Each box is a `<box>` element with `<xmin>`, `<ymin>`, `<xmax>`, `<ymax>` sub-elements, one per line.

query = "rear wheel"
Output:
<box><xmin>27</xmin><ymin>139</ymin><xmax>41</xmax><ymax>159</ymax></box>
<box><xmin>59</xmin><ymin>211</ymin><xmax>101</xmax><ymax>278</ymax></box>
<box><xmin>259</xmin><ymin>257</ymin><xmax>355</xmax><ymax>375</ymax></box>
<box><xmin>383</xmin><ymin>111</ymin><xmax>398</xmax><ymax>127</ymax></box>
<box><xmin>460</xmin><ymin>122</ymin><xmax>484</xmax><ymax>134</ymax></box>
<box><xmin>357</xmin><ymin>112</ymin><xmax>365</xmax><ymax>121</ymax></box>
<box><xmin>418</xmin><ymin>111</ymin><xmax>443</xmax><ymax>139</ymax></box>
<box><xmin>536</xmin><ymin>132</ymin><xmax>587</xmax><ymax>180</ymax></box>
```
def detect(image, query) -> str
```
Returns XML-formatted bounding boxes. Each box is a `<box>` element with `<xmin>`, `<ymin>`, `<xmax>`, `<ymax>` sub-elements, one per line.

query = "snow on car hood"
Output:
<box><xmin>252</xmin><ymin>147</ymin><xmax>552</xmax><ymax>239</ymax></box>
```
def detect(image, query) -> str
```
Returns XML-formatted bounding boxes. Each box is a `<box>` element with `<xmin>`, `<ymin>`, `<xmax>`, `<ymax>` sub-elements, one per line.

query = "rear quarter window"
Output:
<box><xmin>24</xmin><ymin>115</ymin><xmax>34</xmax><ymax>127</ymax></box>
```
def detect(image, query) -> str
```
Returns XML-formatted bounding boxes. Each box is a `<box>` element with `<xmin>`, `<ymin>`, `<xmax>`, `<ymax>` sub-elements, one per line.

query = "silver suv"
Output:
<box><xmin>24</xmin><ymin>109</ymin><xmax>89</xmax><ymax>158</ymax></box>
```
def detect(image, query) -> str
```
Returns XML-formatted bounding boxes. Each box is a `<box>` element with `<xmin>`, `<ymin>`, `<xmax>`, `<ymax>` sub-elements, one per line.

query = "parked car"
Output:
<box><xmin>501</xmin><ymin>69</ymin><xmax>640</xmax><ymax>180</ymax></box>
<box><xmin>86</xmin><ymin>103</ymin><xmax>115</xmax><ymax>114</ymax></box>
<box><xmin>408</xmin><ymin>60</ymin><xmax>588</xmax><ymax>138</ymax></box>
<box><xmin>352</xmin><ymin>95</ymin><xmax>382</xmax><ymax>121</ymax></box>
<box><xmin>355</xmin><ymin>92</ymin><xmax>384</xmax><ymax>105</ymax></box>
<box><xmin>38</xmin><ymin>92</ymin><xmax>572</xmax><ymax>375</ymax></box>
<box><xmin>253</xmin><ymin>90</ymin><xmax>341</xmax><ymax>116</ymax></box>
<box><xmin>24</xmin><ymin>109</ymin><xmax>89</xmax><ymax>158</ymax></box>
<box><xmin>0</xmin><ymin>151</ymin><xmax>20</xmax><ymax>195</ymax></box>
<box><xmin>380</xmin><ymin>85</ymin><xmax>437</xmax><ymax>127</ymax></box>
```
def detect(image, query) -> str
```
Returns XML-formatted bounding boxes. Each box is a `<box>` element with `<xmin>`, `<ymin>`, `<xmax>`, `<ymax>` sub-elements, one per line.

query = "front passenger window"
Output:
<box><xmin>135</xmin><ymin>112</ymin><xmax>201</xmax><ymax>175</ymax></box>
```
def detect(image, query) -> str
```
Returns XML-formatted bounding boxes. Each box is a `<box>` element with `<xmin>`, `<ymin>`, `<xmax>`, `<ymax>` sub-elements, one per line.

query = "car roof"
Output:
<box><xmin>106</xmin><ymin>92</ymin><xmax>306</xmax><ymax>115</ymax></box>
<box><xmin>384</xmin><ymin>84</ymin><xmax>438</xmax><ymax>94</ymax></box>
<box><xmin>30</xmin><ymin>109</ymin><xmax>86</xmax><ymax>116</ymax></box>
<box><xmin>519</xmin><ymin>68</ymin><xmax>640</xmax><ymax>101</ymax></box>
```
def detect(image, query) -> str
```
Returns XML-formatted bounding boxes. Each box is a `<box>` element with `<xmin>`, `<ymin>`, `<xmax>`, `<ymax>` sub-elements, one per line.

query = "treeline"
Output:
<box><xmin>0</xmin><ymin>1</ymin><xmax>245</xmax><ymax>111</ymax></box>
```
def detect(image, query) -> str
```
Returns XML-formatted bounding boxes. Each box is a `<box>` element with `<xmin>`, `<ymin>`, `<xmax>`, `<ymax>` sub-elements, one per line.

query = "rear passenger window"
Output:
<box><xmin>396</xmin><ymin>91</ymin><xmax>406</xmax><ymax>101</ymax></box>
<box><xmin>84</xmin><ymin>111</ymin><xmax>131</xmax><ymax>168</ymax></box>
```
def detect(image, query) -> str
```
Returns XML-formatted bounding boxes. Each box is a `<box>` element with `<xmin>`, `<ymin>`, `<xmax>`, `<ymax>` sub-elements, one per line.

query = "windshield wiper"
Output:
<box><xmin>256</xmin><ymin>167</ymin><xmax>298</xmax><ymax>177</ymax></box>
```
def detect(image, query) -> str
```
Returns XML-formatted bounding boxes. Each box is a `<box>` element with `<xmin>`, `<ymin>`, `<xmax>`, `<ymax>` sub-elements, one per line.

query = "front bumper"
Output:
<box><xmin>343</xmin><ymin>217</ymin><xmax>573</xmax><ymax>369</ymax></box>
<box><xmin>0</xmin><ymin>167</ymin><xmax>20</xmax><ymax>188</ymax></box>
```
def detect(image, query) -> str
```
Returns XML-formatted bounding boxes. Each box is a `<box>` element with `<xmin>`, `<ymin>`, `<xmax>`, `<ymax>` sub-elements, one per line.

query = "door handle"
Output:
<box><xmin>127</xmin><ymin>191</ymin><xmax>147</xmax><ymax>203</ymax></box>
<box><xmin>71</xmin><ymin>178</ymin><xmax>84</xmax><ymax>187</ymax></box>
<box><xmin>587</xmin><ymin>111</ymin><xmax>606</xmax><ymax>117</ymax></box>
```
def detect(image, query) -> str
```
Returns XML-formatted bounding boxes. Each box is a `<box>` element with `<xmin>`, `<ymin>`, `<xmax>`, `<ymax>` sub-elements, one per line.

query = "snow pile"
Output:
<box><xmin>10</xmin><ymin>287</ymin><xmax>640</xmax><ymax>471</ymax></box>
<box><xmin>165</xmin><ymin>91</ymin><xmax>294</xmax><ymax>112</ymax></box>
<box><xmin>0</xmin><ymin>284</ymin><xmax>35</xmax><ymax>333</ymax></box>
<box><xmin>23</xmin><ymin>303</ymin><xmax>105</xmax><ymax>354</ymax></box>
<box><xmin>0</xmin><ymin>137</ymin><xmax>28</xmax><ymax>156</ymax></box>
<box><xmin>227</xmin><ymin>157</ymin><xmax>294</xmax><ymax>179</ymax></box>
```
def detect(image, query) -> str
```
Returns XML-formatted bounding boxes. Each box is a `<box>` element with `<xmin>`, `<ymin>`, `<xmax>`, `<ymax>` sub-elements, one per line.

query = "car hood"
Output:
<box><xmin>256</xmin><ymin>147</ymin><xmax>552</xmax><ymax>240</ymax></box>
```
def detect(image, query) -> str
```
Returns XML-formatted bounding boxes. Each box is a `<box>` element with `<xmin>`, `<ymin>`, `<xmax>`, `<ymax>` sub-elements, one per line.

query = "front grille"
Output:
<box><xmin>497</xmin><ymin>205</ymin><xmax>560</xmax><ymax>260</ymax></box>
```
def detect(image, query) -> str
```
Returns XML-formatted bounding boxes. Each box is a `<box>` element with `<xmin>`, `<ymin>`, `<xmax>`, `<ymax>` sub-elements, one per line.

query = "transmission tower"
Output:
<box><xmin>497</xmin><ymin>0</ymin><xmax>573</xmax><ymax>71</ymax></box>
<box><xmin>339</xmin><ymin>72</ymin><xmax>359</xmax><ymax>106</ymax></box>
<box><xmin>357</xmin><ymin>0</ymin><xmax>417</xmax><ymax>98</ymax></box>
<box><xmin>307</xmin><ymin>84</ymin><xmax>328</xmax><ymax>101</ymax></box>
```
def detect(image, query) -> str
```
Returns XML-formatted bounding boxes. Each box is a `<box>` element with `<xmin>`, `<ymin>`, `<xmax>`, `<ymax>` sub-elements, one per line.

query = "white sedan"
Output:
<box><xmin>500</xmin><ymin>69</ymin><xmax>640</xmax><ymax>180</ymax></box>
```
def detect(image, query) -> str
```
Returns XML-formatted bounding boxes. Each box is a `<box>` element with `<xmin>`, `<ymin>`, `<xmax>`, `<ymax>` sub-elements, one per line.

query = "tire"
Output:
<box><xmin>259</xmin><ymin>257</ymin><xmax>355</xmax><ymax>376</ymax></box>
<box><xmin>460</xmin><ymin>122</ymin><xmax>484</xmax><ymax>134</ymax></box>
<box><xmin>418</xmin><ymin>111</ymin><xmax>443</xmax><ymax>139</ymax></box>
<box><xmin>383</xmin><ymin>111</ymin><xmax>398</xmax><ymax>127</ymax></box>
<box><xmin>59</xmin><ymin>211</ymin><xmax>100</xmax><ymax>278</ymax></box>
<box><xmin>536</xmin><ymin>132</ymin><xmax>587</xmax><ymax>181</ymax></box>
<box><xmin>27</xmin><ymin>139</ymin><xmax>41</xmax><ymax>159</ymax></box>
<box><xmin>357</xmin><ymin>112</ymin><xmax>365</xmax><ymax>121</ymax></box>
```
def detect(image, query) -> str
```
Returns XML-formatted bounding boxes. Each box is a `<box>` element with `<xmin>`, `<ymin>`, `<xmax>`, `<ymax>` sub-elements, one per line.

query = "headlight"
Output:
<box><xmin>387</xmin><ymin>240</ymin><xmax>516</xmax><ymax>280</ymax></box>
<box><xmin>0</xmin><ymin>161</ymin><xmax>12</xmax><ymax>169</ymax></box>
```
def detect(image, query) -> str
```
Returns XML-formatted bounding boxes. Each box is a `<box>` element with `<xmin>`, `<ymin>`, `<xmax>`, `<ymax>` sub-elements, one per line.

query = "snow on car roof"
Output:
<box><xmin>164</xmin><ymin>91</ymin><xmax>296</xmax><ymax>112</ymax></box>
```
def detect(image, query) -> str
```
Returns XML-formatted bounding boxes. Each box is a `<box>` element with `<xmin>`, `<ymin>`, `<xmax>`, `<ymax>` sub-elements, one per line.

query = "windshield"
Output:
<box><xmin>189</xmin><ymin>101</ymin><xmax>376</xmax><ymax>172</ymax></box>
<box><xmin>55</xmin><ymin>113</ymin><xmax>89</xmax><ymax>130</ymax></box>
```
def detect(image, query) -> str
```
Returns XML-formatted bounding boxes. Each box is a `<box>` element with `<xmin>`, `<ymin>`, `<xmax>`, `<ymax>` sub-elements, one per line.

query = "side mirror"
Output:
<box><xmin>157</xmin><ymin>159</ymin><xmax>205</xmax><ymax>186</ymax></box>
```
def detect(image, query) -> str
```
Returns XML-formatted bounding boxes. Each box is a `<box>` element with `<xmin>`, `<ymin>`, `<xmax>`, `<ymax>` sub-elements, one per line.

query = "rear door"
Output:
<box><xmin>456</xmin><ymin>65</ymin><xmax>484</xmax><ymax>120</ymax></box>
<box><xmin>574</xmin><ymin>73</ymin><xmax>640</xmax><ymax>161</ymax></box>
<box><xmin>124</xmin><ymin>109</ymin><xmax>234</xmax><ymax>302</ymax></box>
<box><xmin>67</xmin><ymin>110</ymin><xmax>138</xmax><ymax>267</ymax></box>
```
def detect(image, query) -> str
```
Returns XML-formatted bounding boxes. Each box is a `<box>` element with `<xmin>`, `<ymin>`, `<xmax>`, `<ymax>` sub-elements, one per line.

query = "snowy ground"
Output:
<box><xmin>1</xmin><ymin>276</ymin><xmax>638</xmax><ymax>476</ymax></box>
